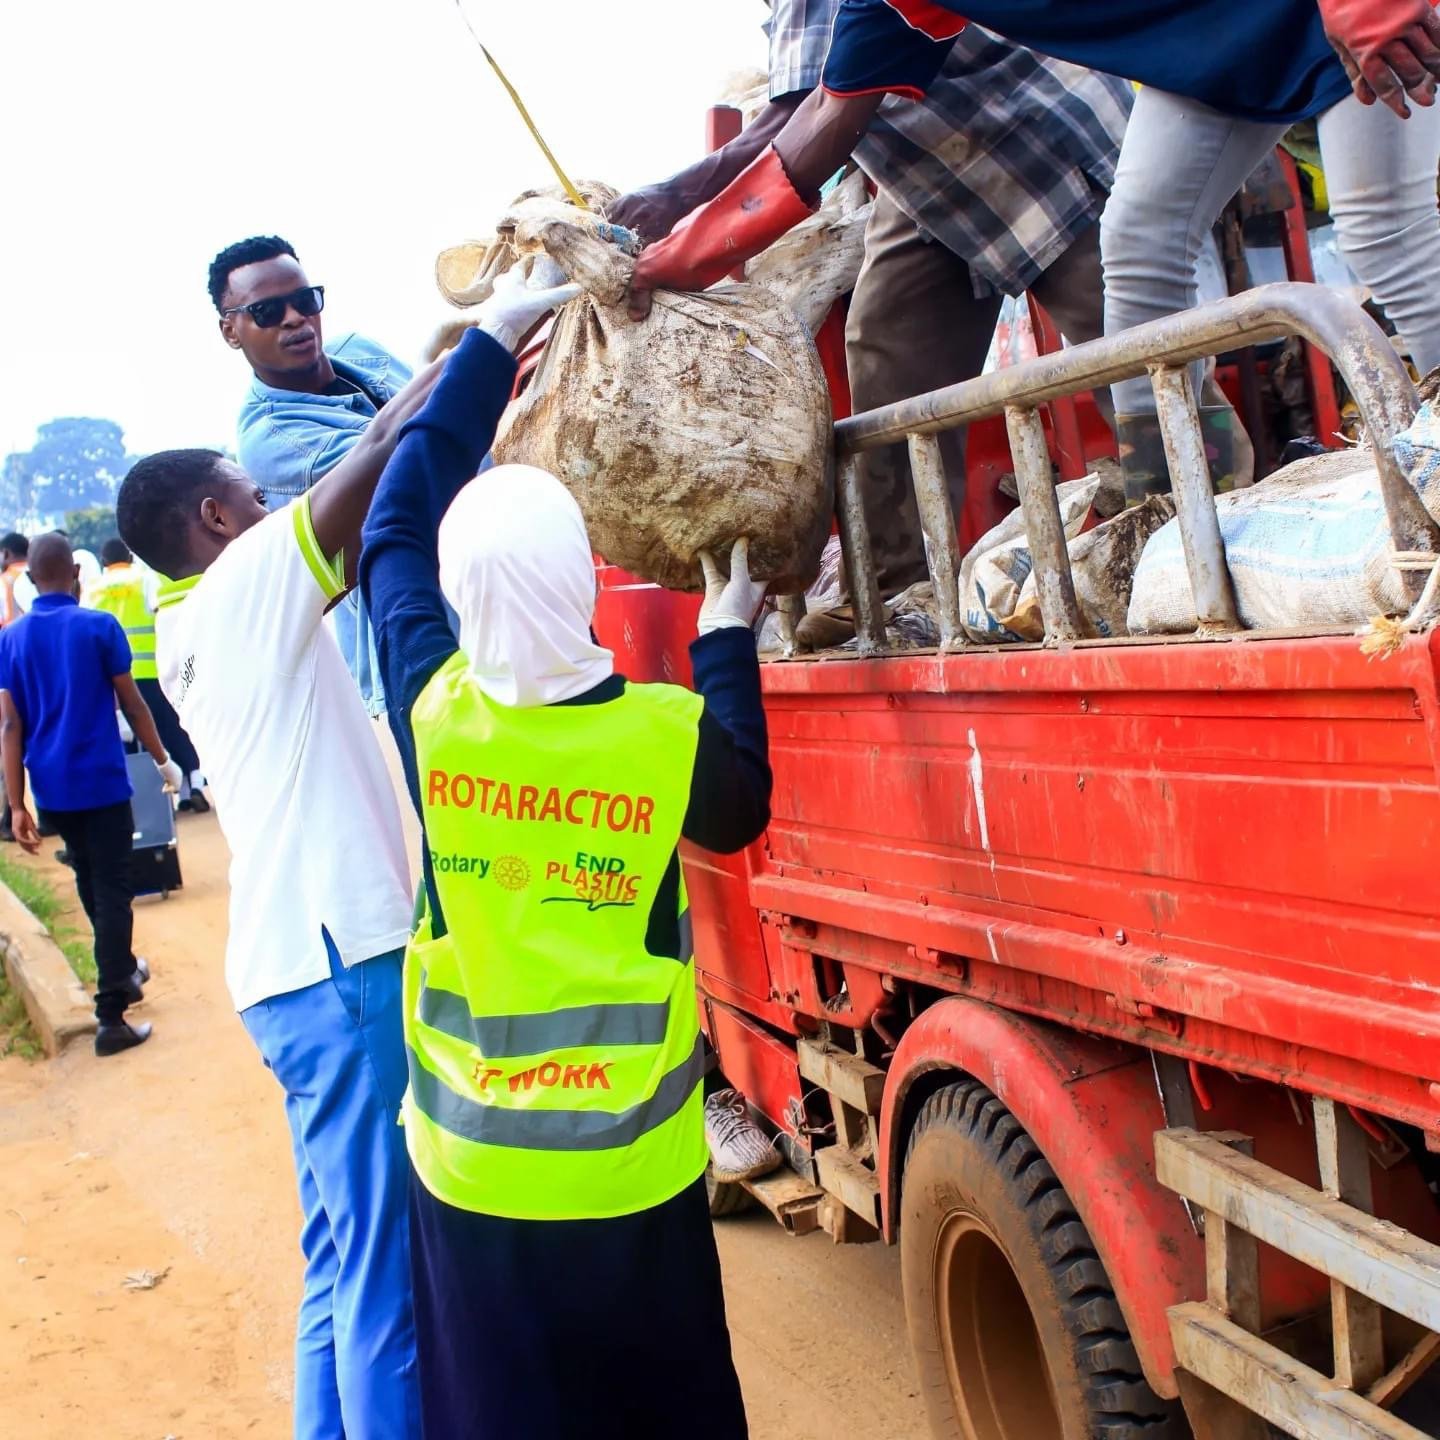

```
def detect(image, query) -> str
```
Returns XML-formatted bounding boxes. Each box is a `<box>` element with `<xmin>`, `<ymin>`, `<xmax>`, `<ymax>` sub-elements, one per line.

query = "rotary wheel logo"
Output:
<box><xmin>492</xmin><ymin>855</ymin><xmax>532</xmax><ymax>892</ymax></box>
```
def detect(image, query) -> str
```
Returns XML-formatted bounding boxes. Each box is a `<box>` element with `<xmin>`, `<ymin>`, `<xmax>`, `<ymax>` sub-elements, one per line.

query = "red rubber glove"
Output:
<box><xmin>625</xmin><ymin>146</ymin><xmax>815</xmax><ymax>319</ymax></box>
<box><xmin>1318</xmin><ymin>0</ymin><xmax>1440</xmax><ymax>116</ymax></box>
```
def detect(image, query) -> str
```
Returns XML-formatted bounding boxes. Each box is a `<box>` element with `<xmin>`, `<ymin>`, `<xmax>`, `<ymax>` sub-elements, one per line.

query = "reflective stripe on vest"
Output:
<box><xmin>87</xmin><ymin>570</ymin><xmax>158</xmax><ymax>679</ymax></box>
<box><xmin>404</xmin><ymin>651</ymin><xmax>707</xmax><ymax>1221</ymax></box>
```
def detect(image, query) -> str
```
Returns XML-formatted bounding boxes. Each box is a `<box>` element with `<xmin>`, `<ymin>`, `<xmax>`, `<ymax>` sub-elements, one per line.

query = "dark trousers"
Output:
<box><xmin>843</xmin><ymin>189</ymin><xmax>1110</xmax><ymax>596</ymax></box>
<box><xmin>39</xmin><ymin>800</ymin><xmax>135</xmax><ymax>1025</ymax></box>
<box><xmin>136</xmin><ymin>676</ymin><xmax>199</xmax><ymax>776</ymax></box>
<box><xmin>409</xmin><ymin>1172</ymin><xmax>749</xmax><ymax>1440</ymax></box>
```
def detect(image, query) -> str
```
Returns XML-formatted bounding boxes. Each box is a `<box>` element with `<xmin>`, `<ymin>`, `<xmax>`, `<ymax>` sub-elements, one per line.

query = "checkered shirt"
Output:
<box><xmin>767</xmin><ymin>0</ymin><xmax>1133</xmax><ymax>297</ymax></box>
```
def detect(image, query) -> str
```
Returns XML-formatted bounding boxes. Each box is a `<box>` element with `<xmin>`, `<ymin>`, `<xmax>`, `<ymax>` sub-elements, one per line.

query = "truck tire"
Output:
<box><xmin>900</xmin><ymin>1080</ymin><xmax>1183</xmax><ymax>1440</ymax></box>
<box><xmin>706</xmin><ymin>1165</ymin><xmax>753</xmax><ymax>1217</ymax></box>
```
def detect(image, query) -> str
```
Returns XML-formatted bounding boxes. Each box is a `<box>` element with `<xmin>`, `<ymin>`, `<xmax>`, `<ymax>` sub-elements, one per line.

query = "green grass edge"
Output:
<box><xmin>0</xmin><ymin>850</ymin><xmax>95</xmax><ymax>1060</ymax></box>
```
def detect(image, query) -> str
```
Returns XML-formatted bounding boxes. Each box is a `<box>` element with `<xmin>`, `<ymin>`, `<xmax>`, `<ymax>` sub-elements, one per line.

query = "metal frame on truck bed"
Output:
<box><xmin>660</xmin><ymin>283</ymin><xmax>1440</xmax><ymax>1439</ymax></box>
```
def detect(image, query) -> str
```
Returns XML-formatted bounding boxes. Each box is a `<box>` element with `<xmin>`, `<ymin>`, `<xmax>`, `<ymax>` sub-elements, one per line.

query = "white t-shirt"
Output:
<box><xmin>155</xmin><ymin>497</ymin><xmax>412</xmax><ymax>1012</ymax></box>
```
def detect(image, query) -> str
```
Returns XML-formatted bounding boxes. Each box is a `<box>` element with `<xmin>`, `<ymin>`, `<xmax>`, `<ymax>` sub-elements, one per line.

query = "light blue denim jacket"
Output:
<box><xmin>236</xmin><ymin>333</ymin><xmax>412</xmax><ymax>717</ymax></box>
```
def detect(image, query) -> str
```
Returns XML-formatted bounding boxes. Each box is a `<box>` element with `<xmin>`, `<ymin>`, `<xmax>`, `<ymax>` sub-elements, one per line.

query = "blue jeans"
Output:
<box><xmin>1102</xmin><ymin>87</ymin><xmax>1440</xmax><ymax>416</ymax></box>
<box><xmin>241</xmin><ymin>941</ymin><xmax>420</xmax><ymax>1440</ymax></box>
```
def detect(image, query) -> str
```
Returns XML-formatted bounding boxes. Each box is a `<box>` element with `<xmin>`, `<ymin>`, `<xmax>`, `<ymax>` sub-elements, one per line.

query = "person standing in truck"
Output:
<box><xmin>209</xmin><ymin>234</ymin><xmax>410</xmax><ymax>715</ymax></box>
<box><xmin>625</xmin><ymin>0</ymin><xmax>1440</xmax><ymax>504</ymax></box>
<box><xmin>360</xmin><ymin>306</ymin><xmax>769</xmax><ymax>1437</ymax></box>
<box><xmin>613</xmin><ymin>0</ymin><xmax>1131</xmax><ymax>649</ymax></box>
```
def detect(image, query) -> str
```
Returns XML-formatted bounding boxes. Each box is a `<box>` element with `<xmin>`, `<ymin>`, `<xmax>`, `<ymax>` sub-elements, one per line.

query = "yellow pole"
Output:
<box><xmin>452</xmin><ymin>1</ymin><xmax>590</xmax><ymax>211</ymax></box>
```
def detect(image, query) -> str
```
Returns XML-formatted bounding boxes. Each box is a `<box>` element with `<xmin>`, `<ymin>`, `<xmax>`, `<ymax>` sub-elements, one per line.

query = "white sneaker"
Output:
<box><xmin>704</xmin><ymin>1088</ymin><xmax>782</xmax><ymax>1183</ymax></box>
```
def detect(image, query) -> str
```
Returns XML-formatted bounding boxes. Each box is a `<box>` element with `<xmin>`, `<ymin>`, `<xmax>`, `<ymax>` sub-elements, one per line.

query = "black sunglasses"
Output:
<box><xmin>222</xmin><ymin>285</ymin><xmax>325</xmax><ymax>329</ymax></box>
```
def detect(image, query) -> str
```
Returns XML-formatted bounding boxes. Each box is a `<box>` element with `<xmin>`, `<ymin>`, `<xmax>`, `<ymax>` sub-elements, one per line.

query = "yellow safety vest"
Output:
<box><xmin>404</xmin><ymin>651</ymin><xmax>707</xmax><ymax>1221</ymax></box>
<box><xmin>85</xmin><ymin>565</ymin><xmax>158</xmax><ymax>680</ymax></box>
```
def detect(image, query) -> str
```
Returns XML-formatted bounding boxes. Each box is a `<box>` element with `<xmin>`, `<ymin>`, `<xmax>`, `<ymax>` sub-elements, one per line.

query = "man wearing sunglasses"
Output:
<box><xmin>210</xmin><ymin>234</ymin><xmax>408</xmax><ymax>716</ymax></box>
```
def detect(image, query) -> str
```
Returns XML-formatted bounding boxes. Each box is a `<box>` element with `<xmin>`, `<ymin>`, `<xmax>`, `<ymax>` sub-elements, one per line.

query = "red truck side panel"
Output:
<box><xmin>751</xmin><ymin>632</ymin><xmax>1440</xmax><ymax>1137</ymax></box>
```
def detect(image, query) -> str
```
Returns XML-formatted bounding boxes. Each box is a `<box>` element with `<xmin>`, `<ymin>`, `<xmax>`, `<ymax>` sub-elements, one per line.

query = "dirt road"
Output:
<box><xmin>0</xmin><ymin>809</ymin><xmax>929</xmax><ymax>1440</ymax></box>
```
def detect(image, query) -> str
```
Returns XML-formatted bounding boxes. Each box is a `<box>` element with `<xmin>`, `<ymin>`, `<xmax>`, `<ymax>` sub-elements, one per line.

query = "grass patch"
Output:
<box><xmin>0</xmin><ymin>963</ymin><xmax>42</xmax><ymax>1059</ymax></box>
<box><xmin>0</xmin><ymin>850</ymin><xmax>96</xmax><ymax>985</ymax></box>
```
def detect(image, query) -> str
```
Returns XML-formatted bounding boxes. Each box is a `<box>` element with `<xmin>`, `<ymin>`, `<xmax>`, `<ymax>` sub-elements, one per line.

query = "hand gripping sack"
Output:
<box><xmin>487</xmin><ymin>198</ymin><xmax>835</xmax><ymax>593</ymax></box>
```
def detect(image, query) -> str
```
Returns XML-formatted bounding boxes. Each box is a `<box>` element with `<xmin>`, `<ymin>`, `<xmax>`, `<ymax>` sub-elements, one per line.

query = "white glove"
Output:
<box><xmin>156</xmin><ymin>755</ymin><xmax>183</xmax><ymax>794</ymax></box>
<box><xmin>698</xmin><ymin>538</ymin><xmax>769</xmax><ymax>634</ymax></box>
<box><xmin>474</xmin><ymin>264</ymin><xmax>582</xmax><ymax>354</ymax></box>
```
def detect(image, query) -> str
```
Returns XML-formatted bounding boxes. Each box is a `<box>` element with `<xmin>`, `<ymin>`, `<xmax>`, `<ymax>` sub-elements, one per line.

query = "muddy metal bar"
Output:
<box><xmin>906</xmin><ymin>433</ymin><xmax>964</xmax><ymax>646</ymax></box>
<box><xmin>836</xmin><ymin>283</ymin><xmax>1434</xmax><ymax>578</ymax></box>
<box><xmin>1004</xmin><ymin>406</ymin><xmax>1083</xmax><ymax>640</ymax></box>
<box><xmin>834</xmin><ymin>452</ymin><xmax>888</xmax><ymax>654</ymax></box>
<box><xmin>1151</xmin><ymin>365</ymin><xmax>1241</xmax><ymax>631</ymax></box>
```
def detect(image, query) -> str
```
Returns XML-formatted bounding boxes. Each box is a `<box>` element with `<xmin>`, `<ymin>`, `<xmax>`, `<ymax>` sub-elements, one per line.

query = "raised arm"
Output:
<box><xmin>682</xmin><ymin>541</ymin><xmax>773</xmax><ymax>853</ymax></box>
<box><xmin>359</xmin><ymin>327</ymin><xmax>518</xmax><ymax>729</ymax></box>
<box><xmin>305</xmin><ymin>357</ymin><xmax>448</xmax><ymax>563</ymax></box>
<box><xmin>607</xmin><ymin>94</ymin><xmax>804</xmax><ymax>244</ymax></box>
<box><xmin>360</xmin><ymin>271</ymin><xmax>580</xmax><ymax>809</ymax></box>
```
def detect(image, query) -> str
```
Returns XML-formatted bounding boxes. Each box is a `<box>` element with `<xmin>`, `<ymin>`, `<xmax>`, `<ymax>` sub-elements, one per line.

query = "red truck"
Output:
<box><xmin>593</xmin><ymin>282</ymin><xmax>1440</xmax><ymax>1440</ymax></box>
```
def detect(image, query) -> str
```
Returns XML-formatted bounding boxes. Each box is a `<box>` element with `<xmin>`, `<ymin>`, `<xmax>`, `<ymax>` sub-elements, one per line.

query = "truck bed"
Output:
<box><xmin>690</xmin><ymin>627</ymin><xmax>1440</xmax><ymax>1138</ymax></box>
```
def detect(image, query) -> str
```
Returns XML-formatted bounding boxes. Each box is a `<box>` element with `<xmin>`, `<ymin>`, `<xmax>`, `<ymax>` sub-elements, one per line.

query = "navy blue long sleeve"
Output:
<box><xmin>359</xmin><ymin>327</ymin><xmax>517</xmax><ymax>814</ymax></box>
<box><xmin>684</xmin><ymin>627</ymin><xmax>770</xmax><ymax>854</ymax></box>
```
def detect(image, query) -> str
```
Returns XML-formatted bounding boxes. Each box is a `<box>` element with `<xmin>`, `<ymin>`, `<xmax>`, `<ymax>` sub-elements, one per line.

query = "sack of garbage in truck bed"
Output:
<box><xmin>959</xmin><ymin>466</ymin><xmax>1131</xmax><ymax>642</ymax></box>
<box><xmin>1005</xmin><ymin>493</ymin><xmax>1177</xmax><ymax>640</ymax></box>
<box><xmin>474</xmin><ymin>195</ymin><xmax>833</xmax><ymax>593</ymax></box>
<box><xmin>1126</xmin><ymin>416</ymin><xmax>1440</xmax><ymax>633</ymax></box>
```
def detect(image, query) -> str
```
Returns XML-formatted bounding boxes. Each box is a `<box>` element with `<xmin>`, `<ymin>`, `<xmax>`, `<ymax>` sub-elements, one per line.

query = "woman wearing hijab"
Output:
<box><xmin>359</xmin><ymin>321</ymin><xmax>767</xmax><ymax>1440</ymax></box>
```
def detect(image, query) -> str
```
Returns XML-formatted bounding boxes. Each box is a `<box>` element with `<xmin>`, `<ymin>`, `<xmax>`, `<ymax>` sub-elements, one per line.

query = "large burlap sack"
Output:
<box><xmin>1126</xmin><ymin>443</ymin><xmax>1425</xmax><ymax>633</ymax></box>
<box><xmin>744</xmin><ymin>170</ymin><xmax>872</xmax><ymax>335</ymax></box>
<box><xmin>486</xmin><ymin>196</ymin><xmax>834</xmax><ymax>593</ymax></box>
<box><xmin>958</xmin><ymin>470</ymin><xmax>1125</xmax><ymax>642</ymax></box>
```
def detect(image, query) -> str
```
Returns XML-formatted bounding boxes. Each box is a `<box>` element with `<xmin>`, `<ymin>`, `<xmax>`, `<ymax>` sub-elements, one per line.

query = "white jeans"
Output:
<box><xmin>1102</xmin><ymin>87</ymin><xmax>1440</xmax><ymax>415</ymax></box>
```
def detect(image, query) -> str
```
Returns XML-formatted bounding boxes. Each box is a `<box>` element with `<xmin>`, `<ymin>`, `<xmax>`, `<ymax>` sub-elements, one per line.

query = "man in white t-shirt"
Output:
<box><xmin>114</xmin><ymin>388</ymin><xmax>436</xmax><ymax>1437</ymax></box>
<box><xmin>112</xmin><ymin>266</ymin><xmax>576</xmax><ymax>1440</ymax></box>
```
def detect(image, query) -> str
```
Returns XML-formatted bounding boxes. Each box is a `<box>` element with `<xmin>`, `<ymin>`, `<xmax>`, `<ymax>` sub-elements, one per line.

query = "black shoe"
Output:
<box><xmin>95</xmin><ymin>1021</ymin><xmax>152</xmax><ymax>1057</ymax></box>
<box><xmin>133</xmin><ymin>957</ymin><xmax>151</xmax><ymax>984</ymax></box>
<box><xmin>55</xmin><ymin>848</ymin><xmax>73</xmax><ymax>867</ymax></box>
<box><xmin>119</xmin><ymin>976</ymin><xmax>145</xmax><ymax>1006</ymax></box>
<box><xmin>186</xmin><ymin>790</ymin><xmax>211</xmax><ymax>814</ymax></box>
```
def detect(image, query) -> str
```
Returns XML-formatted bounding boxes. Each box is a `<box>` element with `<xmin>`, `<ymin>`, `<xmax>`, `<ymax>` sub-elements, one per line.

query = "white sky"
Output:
<box><xmin>0</xmin><ymin>0</ymin><xmax>767</xmax><ymax>460</ymax></box>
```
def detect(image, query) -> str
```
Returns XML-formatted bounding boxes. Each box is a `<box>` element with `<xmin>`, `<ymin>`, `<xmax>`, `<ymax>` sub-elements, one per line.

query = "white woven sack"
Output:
<box><xmin>1127</xmin><ymin>447</ymin><xmax>1411</xmax><ymax>633</ymax></box>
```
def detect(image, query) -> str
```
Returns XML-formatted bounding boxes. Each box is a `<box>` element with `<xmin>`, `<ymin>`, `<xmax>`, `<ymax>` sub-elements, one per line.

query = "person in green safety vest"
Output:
<box><xmin>360</xmin><ymin>322</ymin><xmax>772</xmax><ymax>1440</ymax></box>
<box><xmin>83</xmin><ymin>538</ymin><xmax>208</xmax><ymax>813</ymax></box>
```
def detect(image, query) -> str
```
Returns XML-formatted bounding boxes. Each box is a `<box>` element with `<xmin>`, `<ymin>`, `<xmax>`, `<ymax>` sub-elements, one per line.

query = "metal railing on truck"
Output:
<box><xmin>782</xmin><ymin>281</ymin><xmax>1437</xmax><ymax>655</ymax></box>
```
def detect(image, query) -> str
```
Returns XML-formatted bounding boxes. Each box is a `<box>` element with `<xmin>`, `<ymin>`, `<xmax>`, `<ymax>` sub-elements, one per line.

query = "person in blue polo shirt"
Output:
<box><xmin>0</xmin><ymin>533</ymin><xmax>182</xmax><ymax>1056</ymax></box>
<box><xmin>627</xmin><ymin>0</ymin><xmax>1440</xmax><ymax>500</ymax></box>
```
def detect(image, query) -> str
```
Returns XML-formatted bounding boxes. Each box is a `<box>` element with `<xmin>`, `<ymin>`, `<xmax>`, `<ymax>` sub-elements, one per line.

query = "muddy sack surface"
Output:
<box><xmin>478</xmin><ymin>196</ymin><xmax>834</xmax><ymax>593</ymax></box>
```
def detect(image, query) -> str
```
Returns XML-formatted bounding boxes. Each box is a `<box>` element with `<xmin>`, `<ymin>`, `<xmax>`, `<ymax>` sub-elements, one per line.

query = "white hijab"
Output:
<box><xmin>437</xmin><ymin>464</ymin><xmax>613</xmax><ymax>708</ymax></box>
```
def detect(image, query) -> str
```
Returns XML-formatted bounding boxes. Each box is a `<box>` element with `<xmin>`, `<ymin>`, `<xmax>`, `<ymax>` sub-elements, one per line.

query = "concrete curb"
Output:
<box><xmin>0</xmin><ymin>877</ymin><xmax>94</xmax><ymax>1056</ymax></box>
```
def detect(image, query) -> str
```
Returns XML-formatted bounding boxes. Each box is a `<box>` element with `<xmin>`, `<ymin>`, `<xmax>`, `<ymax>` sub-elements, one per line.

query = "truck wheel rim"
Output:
<box><xmin>932</xmin><ymin>1209</ymin><xmax>1061</xmax><ymax>1440</ymax></box>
